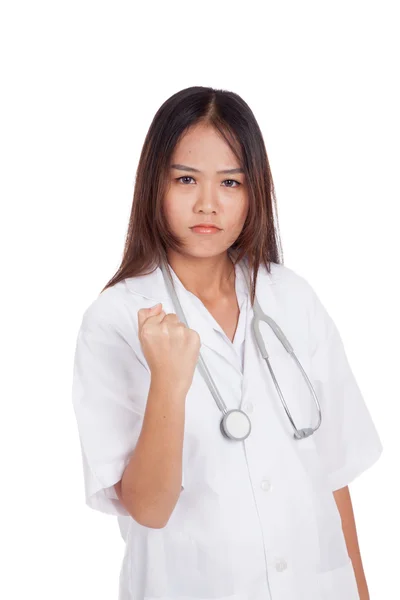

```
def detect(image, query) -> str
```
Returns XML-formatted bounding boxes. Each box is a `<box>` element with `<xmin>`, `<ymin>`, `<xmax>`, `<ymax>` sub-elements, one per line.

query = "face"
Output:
<box><xmin>163</xmin><ymin>123</ymin><xmax>249</xmax><ymax>259</ymax></box>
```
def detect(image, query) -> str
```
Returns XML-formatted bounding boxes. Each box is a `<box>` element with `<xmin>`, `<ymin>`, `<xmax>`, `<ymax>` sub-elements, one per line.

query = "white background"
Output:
<box><xmin>1</xmin><ymin>1</ymin><xmax>398</xmax><ymax>598</ymax></box>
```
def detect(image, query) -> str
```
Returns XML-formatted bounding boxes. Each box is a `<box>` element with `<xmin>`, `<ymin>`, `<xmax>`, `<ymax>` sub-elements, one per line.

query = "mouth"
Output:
<box><xmin>190</xmin><ymin>225</ymin><xmax>221</xmax><ymax>234</ymax></box>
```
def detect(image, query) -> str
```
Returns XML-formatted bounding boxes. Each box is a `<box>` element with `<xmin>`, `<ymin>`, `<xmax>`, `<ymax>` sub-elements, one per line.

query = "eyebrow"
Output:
<box><xmin>170</xmin><ymin>163</ymin><xmax>244</xmax><ymax>175</ymax></box>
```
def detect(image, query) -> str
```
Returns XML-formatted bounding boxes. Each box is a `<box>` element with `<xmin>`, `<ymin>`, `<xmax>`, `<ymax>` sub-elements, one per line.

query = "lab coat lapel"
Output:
<box><xmin>174</xmin><ymin>286</ymin><xmax>244</xmax><ymax>376</ymax></box>
<box><xmin>124</xmin><ymin>264</ymin><xmax>243</xmax><ymax>377</ymax></box>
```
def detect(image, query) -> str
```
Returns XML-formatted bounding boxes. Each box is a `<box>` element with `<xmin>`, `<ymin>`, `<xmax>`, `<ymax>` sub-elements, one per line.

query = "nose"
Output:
<box><xmin>194</xmin><ymin>182</ymin><xmax>219</xmax><ymax>214</ymax></box>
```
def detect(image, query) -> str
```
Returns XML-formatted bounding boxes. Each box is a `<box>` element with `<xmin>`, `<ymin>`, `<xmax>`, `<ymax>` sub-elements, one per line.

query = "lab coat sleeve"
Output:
<box><xmin>72</xmin><ymin>303</ymin><xmax>185</xmax><ymax>518</ymax></box>
<box><xmin>307</xmin><ymin>285</ymin><xmax>383</xmax><ymax>492</ymax></box>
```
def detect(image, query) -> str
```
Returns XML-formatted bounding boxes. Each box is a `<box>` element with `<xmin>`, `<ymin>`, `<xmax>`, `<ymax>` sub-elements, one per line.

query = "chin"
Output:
<box><xmin>185</xmin><ymin>247</ymin><xmax>228</xmax><ymax>260</ymax></box>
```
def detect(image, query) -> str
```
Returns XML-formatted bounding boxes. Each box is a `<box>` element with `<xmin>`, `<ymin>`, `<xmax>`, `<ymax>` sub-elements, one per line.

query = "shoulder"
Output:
<box><xmin>81</xmin><ymin>280</ymin><xmax>127</xmax><ymax>325</ymax></box>
<box><xmin>260</xmin><ymin>261</ymin><xmax>317</xmax><ymax>302</ymax></box>
<box><xmin>78</xmin><ymin>280</ymin><xmax>141</xmax><ymax>350</ymax></box>
<box><xmin>258</xmin><ymin>261</ymin><xmax>331</xmax><ymax>334</ymax></box>
<box><xmin>264</xmin><ymin>262</ymin><xmax>337</xmax><ymax>349</ymax></box>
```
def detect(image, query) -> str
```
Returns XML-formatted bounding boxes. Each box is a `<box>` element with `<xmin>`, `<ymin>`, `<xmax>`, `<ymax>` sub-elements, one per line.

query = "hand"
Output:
<box><xmin>137</xmin><ymin>303</ymin><xmax>201</xmax><ymax>392</ymax></box>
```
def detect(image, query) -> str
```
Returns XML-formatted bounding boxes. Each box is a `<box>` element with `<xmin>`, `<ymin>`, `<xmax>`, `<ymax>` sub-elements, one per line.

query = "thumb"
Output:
<box><xmin>137</xmin><ymin>302</ymin><xmax>163</xmax><ymax>329</ymax></box>
<box><xmin>148</xmin><ymin>302</ymin><xmax>162</xmax><ymax>311</ymax></box>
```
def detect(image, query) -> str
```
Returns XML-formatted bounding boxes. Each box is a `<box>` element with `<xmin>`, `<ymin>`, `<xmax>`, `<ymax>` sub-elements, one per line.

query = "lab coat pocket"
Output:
<box><xmin>295</xmin><ymin>437</ymin><xmax>353</xmax><ymax>573</ymax></box>
<box><xmin>142</xmin><ymin>529</ymin><xmax>237</xmax><ymax>599</ymax></box>
<box><xmin>316</xmin><ymin>557</ymin><xmax>360</xmax><ymax>599</ymax></box>
<box><xmin>141</xmin><ymin>471</ymin><xmax>237</xmax><ymax>599</ymax></box>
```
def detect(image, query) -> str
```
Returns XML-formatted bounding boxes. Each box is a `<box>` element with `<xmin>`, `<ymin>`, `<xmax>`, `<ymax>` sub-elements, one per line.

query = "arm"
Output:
<box><xmin>115</xmin><ymin>375</ymin><xmax>187</xmax><ymax>528</ymax></box>
<box><xmin>333</xmin><ymin>486</ymin><xmax>370</xmax><ymax>600</ymax></box>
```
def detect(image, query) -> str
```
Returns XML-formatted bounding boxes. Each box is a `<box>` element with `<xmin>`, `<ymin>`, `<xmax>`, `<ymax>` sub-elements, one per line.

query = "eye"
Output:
<box><xmin>176</xmin><ymin>176</ymin><xmax>195</xmax><ymax>184</ymax></box>
<box><xmin>175</xmin><ymin>177</ymin><xmax>241</xmax><ymax>187</ymax></box>
<box><xmin>223</xmin><ymin>179</ymin><xmax>241</xmax><ymax>188</ymax></box>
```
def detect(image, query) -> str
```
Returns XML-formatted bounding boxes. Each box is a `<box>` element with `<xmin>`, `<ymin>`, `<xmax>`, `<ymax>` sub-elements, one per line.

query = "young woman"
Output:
<box><xmin>72</xmin><ymin>86</ymin><xmax>383</xmax><ymax>600</ymax></box>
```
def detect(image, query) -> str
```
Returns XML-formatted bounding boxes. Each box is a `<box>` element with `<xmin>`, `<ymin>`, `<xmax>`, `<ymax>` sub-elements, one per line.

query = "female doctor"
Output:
<box><xmin>72</xmin><ymin>86</ymin><xmax>383</xmax><ymax>600</ymax></box>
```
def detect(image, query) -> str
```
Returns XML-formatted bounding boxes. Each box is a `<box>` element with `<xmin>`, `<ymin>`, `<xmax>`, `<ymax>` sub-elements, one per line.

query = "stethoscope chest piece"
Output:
<box><xmin>220</xmin><ymin>409</ymin><xmax>252</xmax><ymax>441</ymax></box>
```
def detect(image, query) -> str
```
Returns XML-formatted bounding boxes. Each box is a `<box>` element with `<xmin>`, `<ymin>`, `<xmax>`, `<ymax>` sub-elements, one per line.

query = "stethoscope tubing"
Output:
<box><xmin>160</xmin><ymin>256</ymin><xmax>322</xmax><ymax>440</ymax></box>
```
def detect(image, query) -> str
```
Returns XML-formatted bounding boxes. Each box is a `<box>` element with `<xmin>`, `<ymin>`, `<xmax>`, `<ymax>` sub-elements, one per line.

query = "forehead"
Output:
<box><xmin>172</xmin><ymin>123</ymin><xmax>241</xmax><ymax>167</ymax></box>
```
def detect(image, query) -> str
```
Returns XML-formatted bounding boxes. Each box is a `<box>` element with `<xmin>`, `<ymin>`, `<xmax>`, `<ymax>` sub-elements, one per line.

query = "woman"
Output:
<box><xmin>72</xmin><ymin>86</ymin><xmax>383</xmax><ymax>600</ymax></box>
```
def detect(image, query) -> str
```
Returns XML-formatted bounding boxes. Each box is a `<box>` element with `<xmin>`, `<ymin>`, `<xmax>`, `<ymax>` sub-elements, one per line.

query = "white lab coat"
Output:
<box><xmin>71</xmin><ymin>256</ymin><xmax>383</xmax><ymax>600</ymax></box>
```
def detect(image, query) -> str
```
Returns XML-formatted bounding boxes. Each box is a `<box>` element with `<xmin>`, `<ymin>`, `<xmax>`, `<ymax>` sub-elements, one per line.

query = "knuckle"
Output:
<box><xmin>140</xmin><ymin>323</ymin><xmax>150</xmax><ymax>337</ymax></box>
<box><xmin>160</xmin><ymin>322</ymin><xmax>170</xmax><ymax>335</ymax></box>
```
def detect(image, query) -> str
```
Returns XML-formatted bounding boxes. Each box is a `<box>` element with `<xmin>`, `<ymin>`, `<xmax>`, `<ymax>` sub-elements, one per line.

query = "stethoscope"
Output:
<box><xmin>159</xmin><ymin>256</ymin><xmax>322</xmax><ymax>442</ymax></box>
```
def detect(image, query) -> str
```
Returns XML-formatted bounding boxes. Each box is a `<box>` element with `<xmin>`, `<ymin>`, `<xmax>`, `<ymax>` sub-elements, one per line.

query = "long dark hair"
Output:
<box><xmin>101</xmin><ymin>85</ymin><xmax>284</xmax><ymax>305</ymax></box>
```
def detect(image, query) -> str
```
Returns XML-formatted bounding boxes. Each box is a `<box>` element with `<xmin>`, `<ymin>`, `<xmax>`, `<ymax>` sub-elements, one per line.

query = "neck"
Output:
<box><xmin>166</xmin><ymin>249</ymin><xmax>236</xmax><ymax>302</ymax></box>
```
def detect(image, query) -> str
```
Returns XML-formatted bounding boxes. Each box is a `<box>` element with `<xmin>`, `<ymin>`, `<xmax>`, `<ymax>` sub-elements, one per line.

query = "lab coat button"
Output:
<box><xmin>244</xmin><ymin>401</ymin><xmax>254</xmax><ymax>413</ymax></box>
<box><xmin>261</xmin><ymin>479</ymin><xmax>271</xmax><ymax>491</ymax></box>
<box><xmin>275</xmin><ymin>558</ymin><xmax>287</xmax><ymax>572</ymax></box>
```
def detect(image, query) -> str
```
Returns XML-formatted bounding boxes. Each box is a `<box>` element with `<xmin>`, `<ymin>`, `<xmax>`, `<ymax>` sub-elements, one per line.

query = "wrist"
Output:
<box><xmin>150</xmin><ymin>373</ymin><xmax>189</xmax><ymax>399</ymax></box>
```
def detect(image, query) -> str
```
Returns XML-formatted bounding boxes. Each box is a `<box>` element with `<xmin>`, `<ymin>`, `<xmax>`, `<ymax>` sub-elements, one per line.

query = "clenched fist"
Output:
<box><xmin>138</xmin><ymin>303</ymin><xmax>201</xmax><ymax>393</ymax></box>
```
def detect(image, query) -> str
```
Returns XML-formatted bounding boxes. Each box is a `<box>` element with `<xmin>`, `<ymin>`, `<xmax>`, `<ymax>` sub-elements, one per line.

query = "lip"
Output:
<box><xmin>190</xmin><ymin>225</ymin><xmax>221</xmax><ymax>234</ymax></box>
<box><xmin>190</xmin><ymin>223</ymin><xmax>221</xmax><ymax>230</ymax></box>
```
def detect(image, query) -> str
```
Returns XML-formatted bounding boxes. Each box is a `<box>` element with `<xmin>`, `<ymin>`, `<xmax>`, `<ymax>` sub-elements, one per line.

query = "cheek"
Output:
<box><xmin>225</xmin><ymin>198</ymin><xmax>248</xmax><ymax>230</ymax></box>
<box><xmin>163</xmin><ymin>195</ymin><xmax>190</xmax><ymax>230</ymax></box>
